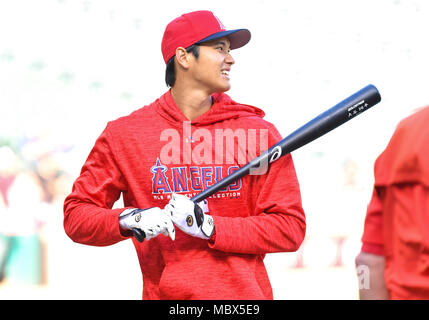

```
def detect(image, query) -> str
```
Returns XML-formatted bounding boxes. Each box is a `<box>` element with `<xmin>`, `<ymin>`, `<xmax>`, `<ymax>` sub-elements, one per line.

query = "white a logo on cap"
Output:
<box><xmin>214</xmin><ymin>14</ymin><xmax>226</xmax><ymax>30</ymax></box>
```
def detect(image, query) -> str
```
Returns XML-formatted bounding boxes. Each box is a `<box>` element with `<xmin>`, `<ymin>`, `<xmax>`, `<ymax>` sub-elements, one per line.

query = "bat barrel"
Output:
<box><xmin>276</xmin><ymin>84</ymin><xmax>381</xmax><ymax>156</ymax></box>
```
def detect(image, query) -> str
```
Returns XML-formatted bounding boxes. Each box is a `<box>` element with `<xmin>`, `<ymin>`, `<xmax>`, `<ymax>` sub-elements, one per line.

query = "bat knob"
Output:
<box><xmin>132</xmin><ymin>228</ymin><xmax>145</xmax><ymax>242</ymax></box>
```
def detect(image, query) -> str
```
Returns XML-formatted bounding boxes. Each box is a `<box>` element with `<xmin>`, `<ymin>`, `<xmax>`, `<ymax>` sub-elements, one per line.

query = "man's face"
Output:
<box><xmin>188</xmin><ymin>37</ymin><xmax>235</xmax><ymax>94</ymax></box>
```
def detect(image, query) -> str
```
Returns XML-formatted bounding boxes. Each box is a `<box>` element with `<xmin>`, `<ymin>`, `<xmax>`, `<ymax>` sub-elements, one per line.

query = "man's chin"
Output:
<box><xmin>215</xmin><ymin>84</ymin><xmax>231</xmax><ymax>93</ymax></box>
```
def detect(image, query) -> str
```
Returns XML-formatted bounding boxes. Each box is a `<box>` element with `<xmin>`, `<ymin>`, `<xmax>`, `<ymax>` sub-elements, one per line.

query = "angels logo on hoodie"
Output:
<box><xmin>151</xmin><ymin>158</ymin><xmax>242</xmax><ymax>199</ymax></box>
<box><xmin>151</xmin><ymin>158</ymin><xmax>171</xmax><ymax>194</ymax></box>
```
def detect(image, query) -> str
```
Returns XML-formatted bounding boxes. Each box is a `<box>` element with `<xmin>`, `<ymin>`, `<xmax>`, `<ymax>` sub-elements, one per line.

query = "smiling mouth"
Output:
<box><xmin>221</xmin><ymin>70</ymin><xmax>230</xmax><ymax>78</ymax></box>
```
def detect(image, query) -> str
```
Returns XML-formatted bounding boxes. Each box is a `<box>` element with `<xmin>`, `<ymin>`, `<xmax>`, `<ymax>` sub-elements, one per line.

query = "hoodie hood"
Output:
<box><xmin>156</xmin><ymin>90</ymin><xmax>265</xmax><ymax>127</ymax></box>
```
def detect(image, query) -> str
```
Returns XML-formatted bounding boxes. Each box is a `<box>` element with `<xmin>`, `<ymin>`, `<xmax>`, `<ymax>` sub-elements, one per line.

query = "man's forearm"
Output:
<box><xmin>63</xmin><ymin>199</ymin><xmax>128</xmax><ymax>246</ymax></box>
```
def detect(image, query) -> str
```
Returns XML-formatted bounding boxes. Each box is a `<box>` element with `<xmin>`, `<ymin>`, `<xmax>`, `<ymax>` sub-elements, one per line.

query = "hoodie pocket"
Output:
<box><xmin>158</xmin><ymin>260</ymin><xmax>197</xmax><ymax>300</ymax></box>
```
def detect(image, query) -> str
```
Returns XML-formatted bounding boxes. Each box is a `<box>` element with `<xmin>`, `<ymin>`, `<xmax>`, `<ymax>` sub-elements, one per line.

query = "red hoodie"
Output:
<box><xmin>64</xmin><ymin>90</ymin><xmax>306</xmax><ymax>300</ymax></box>
<box><xmin>361</xmin><ymin>106</ymin><xmax>429</xmax><ymax>299</ymax></box>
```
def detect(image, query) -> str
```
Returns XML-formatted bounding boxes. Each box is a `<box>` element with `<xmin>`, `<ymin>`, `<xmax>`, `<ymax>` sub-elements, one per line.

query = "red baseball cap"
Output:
<box><xmin>161</xmin><ymin>10</ymin><xmax>251</xmax><ymax>64</ymax></box>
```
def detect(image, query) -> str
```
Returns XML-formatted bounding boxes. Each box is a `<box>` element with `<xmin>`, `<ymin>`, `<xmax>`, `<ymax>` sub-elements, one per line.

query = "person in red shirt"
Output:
<box><xmin>355</xmin><ymin>106</ymin><xmax>429</xmax><ymax>299</ymax></box>
<box><xmin>64</xmin><ymin>10</ymin><xmax>306</xmax><ymax>299</ymax></box>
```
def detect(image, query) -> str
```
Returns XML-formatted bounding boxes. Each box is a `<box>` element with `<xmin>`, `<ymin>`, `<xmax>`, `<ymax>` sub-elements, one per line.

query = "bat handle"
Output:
<box><xmin>132</xmin><ymin>228</ymin><xmax>145</xmax><ymax>242</ymax></box>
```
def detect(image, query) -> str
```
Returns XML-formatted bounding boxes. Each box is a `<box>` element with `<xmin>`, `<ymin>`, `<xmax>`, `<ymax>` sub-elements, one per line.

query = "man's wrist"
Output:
<box><xmin>119</xmin><ymin>208</ymin><xmax>141</xmax><ymax>218</ymax></box>
<box><xmin>208</xmin><ymin>227</ymin><xmax>216</xmax><ymax>244</ymax></box>
<box><xmin>119</xmin><ymin>208</ymin><xmax>143</xmax><ymax>237</ymax></box>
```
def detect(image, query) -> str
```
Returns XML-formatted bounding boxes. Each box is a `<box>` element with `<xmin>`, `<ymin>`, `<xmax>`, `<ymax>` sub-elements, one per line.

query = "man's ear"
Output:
<box><xmin>175</xmin><ymin>47</ymin><xmax>191</xmax><ymax>69</ymax></box>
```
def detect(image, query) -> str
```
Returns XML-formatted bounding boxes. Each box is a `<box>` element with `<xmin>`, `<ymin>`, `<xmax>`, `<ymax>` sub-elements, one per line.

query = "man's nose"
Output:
<box><xmin>225</xmin><ymin>52</ymin><xmax>235</xmax><ymax>65</ymax></box>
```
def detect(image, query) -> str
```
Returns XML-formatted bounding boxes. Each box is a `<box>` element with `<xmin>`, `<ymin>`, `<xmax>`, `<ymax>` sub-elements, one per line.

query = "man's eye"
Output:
<box><xmin>216</xmin><ymin>47</ymin><xmax>230</xmax><ymax>54</ymax></box>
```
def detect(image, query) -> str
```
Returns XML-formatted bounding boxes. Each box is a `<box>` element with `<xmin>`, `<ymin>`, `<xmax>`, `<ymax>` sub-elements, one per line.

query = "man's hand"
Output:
<box><xmin>164</xmin><ymin>193</ymin><xmax>214</xmax><ymax>240</ymax></box>
<box><xmin>355</xmin><ymin>251</ymin><xmax>389</xmax><ymax>299</ymax></box>
<box><xmin>119</xmin><ymin>207</ymin><xmax>175</xmax><ymax>241</ymax></box>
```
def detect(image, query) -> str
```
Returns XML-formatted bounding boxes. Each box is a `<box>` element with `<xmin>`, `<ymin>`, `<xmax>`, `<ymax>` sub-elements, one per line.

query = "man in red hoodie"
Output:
<box><xmin>355</xmin><ymin>106</ymin><xmax>429</xmax><ymax>299</ymax></box>
<box><xmin>64</xmin><ymin>10</ymin><xmax>306</xmax><ymax>299</ymax></box>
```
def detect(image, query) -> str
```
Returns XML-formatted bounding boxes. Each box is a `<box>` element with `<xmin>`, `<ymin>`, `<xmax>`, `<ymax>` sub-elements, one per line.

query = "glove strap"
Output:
<box><xmin>194</xmin><ymin>203</ymin><xmax>214</xmax><ymax>238</ymax></box>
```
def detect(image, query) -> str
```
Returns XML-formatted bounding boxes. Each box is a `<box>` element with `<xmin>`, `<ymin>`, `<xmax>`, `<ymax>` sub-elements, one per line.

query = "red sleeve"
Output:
<box><xmin>209</xmin><ymin>124</ymin><xmax>306</xmax><ymax>254</ymax></box>
<box><xmin>63</xmin><ymin>125</ymin><xmax>130</xmax><ymax>246</ymax></box>
<box><xmin>361</xmin><ymin>188</ymin><xmax>384</xmax><ymax>255</ymax></box>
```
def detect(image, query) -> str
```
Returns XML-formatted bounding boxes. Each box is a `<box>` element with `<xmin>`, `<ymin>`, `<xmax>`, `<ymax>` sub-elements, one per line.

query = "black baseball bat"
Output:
<box><xmin>131</xmin><ymin>84</ymin><xmax>381</xmax><ymax>241</ymax></box>
<box><xmin>191</xmin><ymin>84</ymin><xmax>381</xmax><ymax>203</ymax></box>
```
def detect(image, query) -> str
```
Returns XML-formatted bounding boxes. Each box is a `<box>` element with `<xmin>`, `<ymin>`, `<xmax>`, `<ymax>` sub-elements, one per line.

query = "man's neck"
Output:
<box><xmin>170</xmin><ymin>86</ymin><xmax>213</xmax><ymax>121</ymax></box>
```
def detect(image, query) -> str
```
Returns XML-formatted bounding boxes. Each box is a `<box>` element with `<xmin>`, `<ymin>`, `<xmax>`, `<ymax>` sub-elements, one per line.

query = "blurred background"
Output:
<box><xmin>1</xmin><ymin>0</ymin><xmax>428</xmax><ymax>299</ymax></box>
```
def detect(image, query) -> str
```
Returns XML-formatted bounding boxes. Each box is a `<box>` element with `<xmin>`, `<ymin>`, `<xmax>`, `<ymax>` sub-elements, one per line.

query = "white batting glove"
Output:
<box><xmin>119</xmin><ymin>207</ymin><xmax>175</xmax><ymax>242</ymax></box>
<box><xmin>164</xmin><ymin>193</ymin><xmax>214</xmax><ymax>240</ymax></box>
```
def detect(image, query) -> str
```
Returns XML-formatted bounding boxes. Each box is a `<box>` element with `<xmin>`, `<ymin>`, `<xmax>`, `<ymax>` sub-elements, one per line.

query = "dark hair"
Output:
<box><xmin>165</xmin><ymin>44</ymin><xmax>200</xmax><ymax>87</ymax></box>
